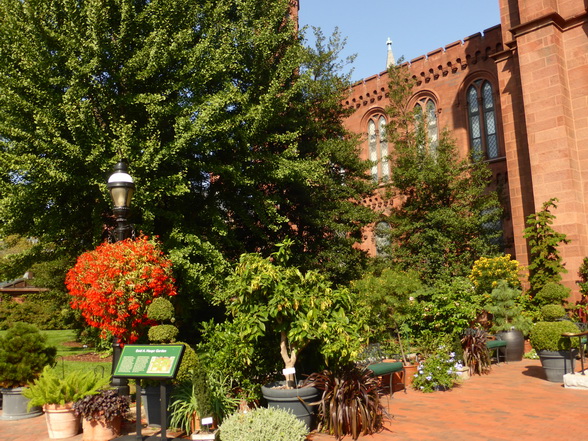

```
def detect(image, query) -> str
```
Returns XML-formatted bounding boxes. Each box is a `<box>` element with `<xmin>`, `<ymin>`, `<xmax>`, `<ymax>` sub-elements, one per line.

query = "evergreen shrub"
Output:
<box><xmin>534</xmin><ymin>282</ymin><xmax>570</xmax><ymax>306</ymax></box>
<box><xmin>540</xmin><ymin>305</ymin><xmax>567</xmax><ymax>322</ymax></box>
<box><xmin>0</xmin><ymin>322</ymin><xmax>57</xmax><ymax>388</ymax></box>
<box><xmin>219</xmin><ymin>407</ymin><xmax>307</xmax><ymax>441</ymax></box>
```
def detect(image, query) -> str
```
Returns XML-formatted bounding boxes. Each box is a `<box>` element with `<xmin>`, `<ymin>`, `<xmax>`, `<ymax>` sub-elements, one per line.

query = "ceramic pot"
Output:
<box><xmin>261</xmin><ymin>381</ymin><xmax>320</xmax><ymax>430</ymax></box>
<box><xmin>0</xmin><ymin>387</ymin><xmax>42</xmax><ymax>421</ymax></box>
<box><xmin>82</xmin><ymin>416</ymin><xmax>122</xmax><ymax>441</ymax></box>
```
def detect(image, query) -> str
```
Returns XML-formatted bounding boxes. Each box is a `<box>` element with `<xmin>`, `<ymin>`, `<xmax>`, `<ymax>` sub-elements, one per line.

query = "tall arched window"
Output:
<box><xmin>367</xmin><ymin>114</ymin><xmax>389</xmax><ymax>182</ymax></box>
<box><xmin>467</xmin><ymin>80</ymin><xmax>499</xmax><ymax>160</ymax></box>
<box><xmin>414</xmin><ymin>97</ymin><xmax>438</xmax><ymax>155</ymax></box>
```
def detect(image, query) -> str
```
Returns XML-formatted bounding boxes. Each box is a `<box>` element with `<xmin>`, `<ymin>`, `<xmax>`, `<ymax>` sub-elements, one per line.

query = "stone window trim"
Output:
<box><xmin>409</xmin><ymin>91</ymin><xmax>440</xmax><ymax>156</ymax></box>
<box><xmin>363</xmin><ymin>109</ymin><xmax>390</xmax><ymax>183</ymax></box>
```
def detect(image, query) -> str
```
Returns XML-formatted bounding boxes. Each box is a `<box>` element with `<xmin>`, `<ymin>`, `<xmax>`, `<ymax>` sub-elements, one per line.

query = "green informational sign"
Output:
<box><xmin>113</xmin><ymin>344</ymin><xmax>185</xmax><ymax>379</ymax></box>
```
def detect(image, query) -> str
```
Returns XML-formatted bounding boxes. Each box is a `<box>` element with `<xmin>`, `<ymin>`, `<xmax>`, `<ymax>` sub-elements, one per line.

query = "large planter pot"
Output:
<box><xmin>82</xmin><ymin>416</ymin><xmax>122</xmax><ymax>441</ymax></box>
<box><xmin>0</xmin><ymin>387</ymin><xmax>43</xmax><ymax>421</ymax></box>
<box><xmin>537</xmin><ymin>349</ymin><xmax>578</xmax><ymax>382</ymax></box>
<box><xmin>44</xmin><ymin>404</ymin><xmax>81</xmax><ymax>439</ymax></box>
<box><xmin>261</xmin><ymin>381</ymin><xmax>320</xmax><ymax>430</ymax></box>
<box><xmin>497</xmin><ymin>329</ymin><xmax>525</xmax><ymax>362</ymax></box>
<box><xmin>141</xmin><ymin>384</ymin><xmax>172</xmax><ymax>427</ymax></box>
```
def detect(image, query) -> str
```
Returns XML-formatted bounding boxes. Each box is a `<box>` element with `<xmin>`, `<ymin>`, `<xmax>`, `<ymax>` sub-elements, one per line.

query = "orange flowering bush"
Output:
<box><xmin>66</xmin><ymin>235</ymin><xmax>177</xmax><ymax>344</ymax></box>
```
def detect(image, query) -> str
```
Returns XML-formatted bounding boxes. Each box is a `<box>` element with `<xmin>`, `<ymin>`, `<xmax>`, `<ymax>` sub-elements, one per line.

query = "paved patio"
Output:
<box><xmin>2</xmin><ymin>358</ymin><xmax>587</xmax><ymax>441</ymax></box>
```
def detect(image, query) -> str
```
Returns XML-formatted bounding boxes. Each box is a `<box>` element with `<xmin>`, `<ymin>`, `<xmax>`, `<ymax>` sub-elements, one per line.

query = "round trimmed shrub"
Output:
<box><xmin>529</xmin><ymin>320</ymin><xmax>581</xmax><ymax>352</ymax></box>
<box><xmin>219</xmin><ymin>407</ymin><xmax>308</xmax><ymax>441</ymax></box>
<box><xmin>147</xmin><ymin>297</ymin><xmax>175</xmax><ymax>322</ymax></box>
<box><xmin>148</xmin><ymin>324</ymin><xmax>179</xmax><ymax>343</ymax></box>
<box><xmin>174</xmin><ymin>343</ymin><xmax>199</xmax><ymax>385</ymax></box>
<box><xmin>535</xmin><ymin>282</ymin><xmax>570</xmax><ymax>306</ymax></box>
<box><xmin>540</xmin><ymin>304</ymin><xmax>567</xmax><ymax>322</ymax></box>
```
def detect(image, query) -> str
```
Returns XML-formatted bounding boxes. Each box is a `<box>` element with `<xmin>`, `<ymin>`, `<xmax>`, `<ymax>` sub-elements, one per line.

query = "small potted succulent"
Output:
<box><xmin>0</xmin><ymin>322</ymin><xmax>57</xmax><ymax>421</ymax></box>
<box><xmin>73</xmin><ymin>389</ymin><xmax>130</xmax><ymax>441</ymax></box>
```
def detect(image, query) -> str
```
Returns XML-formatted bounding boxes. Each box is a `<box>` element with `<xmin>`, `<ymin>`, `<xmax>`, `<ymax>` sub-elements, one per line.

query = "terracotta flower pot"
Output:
<box><xmin>82</xmin><ymin>416</ymin><xmax>122</xmax><ymax>441</ymax></box>
<box><xmin>44</xmin><ymin>403</ymin><xmax>80</xmax><ymax>439</ymax></box>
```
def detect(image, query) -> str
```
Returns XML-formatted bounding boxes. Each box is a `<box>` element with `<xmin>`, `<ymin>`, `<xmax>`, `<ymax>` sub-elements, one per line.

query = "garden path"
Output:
<box><xmin>2</xmin><ymin>358</ymin><xmax>587</xmax><ymax>441</ymax></box>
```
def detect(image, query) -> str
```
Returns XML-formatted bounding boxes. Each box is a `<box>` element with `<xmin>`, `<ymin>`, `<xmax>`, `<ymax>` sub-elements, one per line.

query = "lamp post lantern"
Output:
<box><xmin>107</xmin><ymin>160</ymin><xmax>135</xmax><ymax>396</ymax></box>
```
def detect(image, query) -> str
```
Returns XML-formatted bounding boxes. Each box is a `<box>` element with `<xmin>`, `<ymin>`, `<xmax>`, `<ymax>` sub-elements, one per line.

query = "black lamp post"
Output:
<box><xmin>107</xmin><ymin>160</ymin><xmax>135</xmax><ymax>396</ymax></box>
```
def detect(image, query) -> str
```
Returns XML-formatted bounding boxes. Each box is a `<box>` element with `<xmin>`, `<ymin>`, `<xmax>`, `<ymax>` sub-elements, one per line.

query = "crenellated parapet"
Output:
<box><xmin>344</xmin><ymin>25</ymin><xmax>503</xmax><ymax>110</ymax></box>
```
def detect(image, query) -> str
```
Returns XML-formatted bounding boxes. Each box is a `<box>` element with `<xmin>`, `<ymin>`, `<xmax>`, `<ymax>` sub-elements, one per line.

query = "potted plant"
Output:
<box><xmin>0</xmin><ymin>322</ymin><xmax>57</xmax><ymax>421</ymax></box>
<box><xmin>486</xmin><ymin>280</ymin><xmax>532</xmax><ymax>361</ymax></box>
<box><xmin>529</xmin><ymin>318</ymin><xmax>581</xmax><ymax>382</ymax></box>
<box><xmin>73</xmin><ymin>389</ymin><xmax>130</xmax><ymax>441</ymax></box>
<box><xmin>211</xmin><ymin>239</ymin><xmax>366</xmax><ymax>428</ymax></box>
<box><xmin>23</xmin><ymin>366</ymin><xmax>109</xmax><ymax>439</ymax></box>
<box><xmin>304</xmin><ymin>364</ymin><xmax>389</xmax><ymax>440</ymax></box>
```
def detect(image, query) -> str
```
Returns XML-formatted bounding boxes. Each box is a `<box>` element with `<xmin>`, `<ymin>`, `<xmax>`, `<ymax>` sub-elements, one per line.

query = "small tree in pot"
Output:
<box><xmin>0</xmin><ymin>322</ymin><xmax>57</xmax><ymax>420</ymax></box>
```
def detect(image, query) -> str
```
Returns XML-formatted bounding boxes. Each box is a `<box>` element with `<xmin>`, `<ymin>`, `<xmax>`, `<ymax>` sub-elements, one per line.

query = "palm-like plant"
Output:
<box><xmin>461</xmin><ymin>328</ymin><xmax>491</xmax><ymax>375</ymax></box>
<box><xmin>304</xmin><ymin>365</ymin><xmax>389</xmax><ymax>440</ymax></box>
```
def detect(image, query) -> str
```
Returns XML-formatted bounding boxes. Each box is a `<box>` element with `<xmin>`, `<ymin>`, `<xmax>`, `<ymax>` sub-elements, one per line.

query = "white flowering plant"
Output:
<box><xmin>412</xmin><ymin>348</ymin><xmax>464</xmax><ymax>393</ymax></box>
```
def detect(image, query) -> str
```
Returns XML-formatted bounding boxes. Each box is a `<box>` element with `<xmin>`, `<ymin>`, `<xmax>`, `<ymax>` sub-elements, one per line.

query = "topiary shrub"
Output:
<box><xmin>147</xmin><ymin>324</ymin><xmax>179</xmax><ymax>343</ymax></box>
<box><xmin>529</xmin><ymin>320</ymin><xmax>581</xmax><ymax>352</ymax></box>
<box><xmin>147</xmin><ymin>298</ymin><xmax>175</xmax><ymax>323</ymax></box>
<box><xmin>540</xmin><ymin>304</ymin><xmax>567</xmax><ymax>322</ymax></box>
<box><xmin>219</xmin><ymin>407</ymin><xmax>308</xmax><ymax>441</ymax></box>
<box><xmin>0</xmin><ymin>322</ymin><xmax>57</xmax><ymax>388</ymax></box>
<box><xmin>534</xmin><ymin>282</ymin><xmax>570</xmax><ymax>306</ymax></box>
<box><xmin>174</xmin><ymin>343</ymin><xmax>199</xmax><ymax>385</ymax></box>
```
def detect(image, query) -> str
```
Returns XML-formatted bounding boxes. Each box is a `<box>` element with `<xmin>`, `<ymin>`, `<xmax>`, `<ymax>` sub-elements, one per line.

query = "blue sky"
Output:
<box><xmin>298</xmin><ymin>1</ymin><xmax>501</xmax><ymax>82</ymax></box>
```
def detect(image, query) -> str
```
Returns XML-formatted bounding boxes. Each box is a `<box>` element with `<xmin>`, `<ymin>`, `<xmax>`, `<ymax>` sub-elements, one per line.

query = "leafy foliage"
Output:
<box><xmin>0</xmin><ymin>0</ymin><xmax>374</xmax><ymax>289</ymax></box>
<box><xmin>529</xmin><ymin>321</ymin><xmax>581</xmax><ymax>352</ymax></box>
<box><xmin>379</xmin><ymin>64</ymin><xmax>502</xmax><ymax>282</ymax></box>
<box><xmin>0</xmin><ymin>322</ymin><xmax>57</xmax><ymax>388</ymax></box>
<box><xmin>305</xmin><ymin>365</ymin><xmax>387</xmax><ymax>440</ymax></box>
<box><xmin>540</xmin><ymin>304</ymin><xmax>567</xmax><ymax>321</ymax></box>
<box><xmin>23</xmin><ymin>366</ymin><xmax>109</xmax><ymax>408</ymax></box>
<box><xmin>73</xmin><ymin>389</ymin><xmax>130</xmax><ymax>422</ymax></box>
<box><xmin>210</xmin><ymin>240</ymin><xmax>367</xmax><ymax>387</ymax></box>
<box><xmin>219</xmin><ymin>407</ymin><xmax>308</xmax><ymax>441</ymax></box>
<box><xmin>461</xmin><ymin>328</ymin><xmax>491</xmax><ymax>376</ymax></box>
<box><xmin>534</xmin><ymin>282</ymin><xmax>570</xmax><ymax>307</ymax></box>
<box><xmin>523</xmin><ymin>198</ymin><xmax>570</xmax><ymax>295</ymax></box>
<box><xmin>66</xmin><ymin>235</ymin><xmax>177</xmax><ymax>344</ymax></box>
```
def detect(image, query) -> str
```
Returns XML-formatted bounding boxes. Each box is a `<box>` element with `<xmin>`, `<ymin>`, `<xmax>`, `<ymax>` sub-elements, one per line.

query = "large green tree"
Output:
<box><xmin>0</xmin><ymin>1</ymin><xmax>374</xmax><ymax>287</ymax></box>
<box><xmin>378</xmin><ymin>64</ymin><xmax>503</xmax><ymax>281</ymax></box>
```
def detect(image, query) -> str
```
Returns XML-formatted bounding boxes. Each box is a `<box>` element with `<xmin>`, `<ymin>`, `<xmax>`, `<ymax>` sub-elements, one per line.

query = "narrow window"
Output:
<box><xmin>375</xmin><ymin>221</ymin><xmax>391</xmax><ymax>256</ymax></box>
<box><xmin>414</xmin><ymin>97</ymin><xmax>438</xmax><ymax>155</ymax></box>
<box><xmin>367</xmin><ymin>115</ymin><xmax>389</xmax><ymax>182</ymax></box>
<box><xmin>467</xmin><ymin>80</ymin><xmax>499</xmax><ymax>160</ymax></box>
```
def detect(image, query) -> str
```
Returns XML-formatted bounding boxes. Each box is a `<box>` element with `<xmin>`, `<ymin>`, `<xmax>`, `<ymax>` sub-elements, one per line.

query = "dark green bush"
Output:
<box><xmin>148</xmin><ymin>324</ymin><xmax>178</xmax><ymax>343</ymax></box>
<box><xmin>147</xmin><ymin>298</ymin><xmax>175</xmax><ymax>322</ymax></box>
<box><xmin>540</xmin><ymin>304</ymin><xmax>567</xmax><ymax>321</ymax></box>
<box><xmin>0</xmin><ymin>322</ymin><xmax>57</xmax><ymax>388</ymax></box>
<box><xmin>0</xmin><ymin>291</ymin><xmax>73</xmax><ymax>330</ymax></box>
<box><xmin>534</xmin><ymin>282</ymin><xmax>570</xmax><ymax>306</ymax></box>
<box><xmin>529</xmin><ymin>320</ymin><xmax>581</xmax><ymax>352</ymax></box>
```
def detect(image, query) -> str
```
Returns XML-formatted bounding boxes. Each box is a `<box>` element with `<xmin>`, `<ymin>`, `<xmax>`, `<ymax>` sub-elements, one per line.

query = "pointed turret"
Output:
<box><xmin>386</xmin><ymin>38</ymin><xmax>395</xmax><ymax>68</ymax></box>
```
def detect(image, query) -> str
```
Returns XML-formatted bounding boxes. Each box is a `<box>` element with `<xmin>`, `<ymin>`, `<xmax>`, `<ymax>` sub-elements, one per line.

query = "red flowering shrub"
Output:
<box><xmin>66</xmin><ymin>235</ymin><xmax>177</xmax><ymax>344</ymax></box>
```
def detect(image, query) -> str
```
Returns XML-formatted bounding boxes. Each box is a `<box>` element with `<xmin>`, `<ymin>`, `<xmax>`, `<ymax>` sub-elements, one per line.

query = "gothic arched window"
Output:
<box><xmin>414</xmin><ymin>97</ymin><xmax>438</xmax><ymax>155</ymax></box>
<box><xmin>467</xmin><ymin>80</ymin><xmax>499</xmax><ymax>160</ymax></box>
<box><xmin>367</xmin><ymin>114</ymin><xmax>389</xmax><ymax>182</ymax></box>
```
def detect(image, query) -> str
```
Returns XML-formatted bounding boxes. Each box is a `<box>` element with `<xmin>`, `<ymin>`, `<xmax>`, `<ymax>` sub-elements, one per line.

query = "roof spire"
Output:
<box><xmin>386</xmin><ymin>38</ymin><xmax>395</xmax><ymax>68</ymax></box>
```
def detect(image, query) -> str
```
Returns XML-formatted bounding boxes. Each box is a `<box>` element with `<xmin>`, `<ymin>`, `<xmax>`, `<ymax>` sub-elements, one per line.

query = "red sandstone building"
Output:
<box><xmin>342</xmin><ymin>0</ymin><xmax>587</xmax><ymax>299</ymax></box>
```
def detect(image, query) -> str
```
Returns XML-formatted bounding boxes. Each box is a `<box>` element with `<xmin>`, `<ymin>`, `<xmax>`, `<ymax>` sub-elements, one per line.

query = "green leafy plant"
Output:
<box><xmin>0</xmin><ymin>322</ymin><xmax>57</xmax><ymax>388</ymax></box>
<box><xmin>169</xmin><ymin>367</ymin><xmax>213</xmax><ymax>434</ymax></box>
<box><xmin>523</xmin><ymin>198</ymin><xmax>570</xmax><ymax>295</ymax></box>
<box><xmin>460</xmin><ymin>328</ymin><xmax>491</xmax><ymax>376</ymax></box>
<box><xmin>412</xmin><ymin>347</ymin><xmax>463</xmax><ymax>392</ymax></box>
<box><xmin>23</xmin><ymin>366</ymin><xmax>109</xmax><ymax>409</ymax></box>
<box><xmin>304</xmin><ymin>365</ymin><xmax>388</xmax><ymax>440</ymax></box>
<box><xmin>219</xmin><ymin>407</ymin><xmax>308</xmax><ymax>441</ymax></box>
<box><xmin>540</xmin><ymin>304</ymin><xmax>567</xmax><ymax>321</ymax></box>
<box><xmin>212</xmin><ymin>239</ymin><xmax>366</xmax><ymax>388</ymax></box>
<box><xmin>73</xmin><ymin>389</ymin><xmax>130</xmax><ymax>422</ymax></box>
<box><xmin>529</xmin><ymin>321</ymin><xmax>581</xmax><ymax>352</ymax></box>
<box><xmin>534</xmin><ymin>282</ymin><xmax>570</xmax><ymax>307</ymax></box>
<box><xmin>487</xmin><ymin>280</ymin><xmax>532</xmax><ymax>335</ymax></box>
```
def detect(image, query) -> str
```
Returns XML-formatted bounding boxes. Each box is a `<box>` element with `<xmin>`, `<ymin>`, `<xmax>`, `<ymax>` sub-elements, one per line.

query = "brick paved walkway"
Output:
<box><xmin>2</xmin><ymin>359</ymin><xmax>587</xmax><ymax>441</ymax></box>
